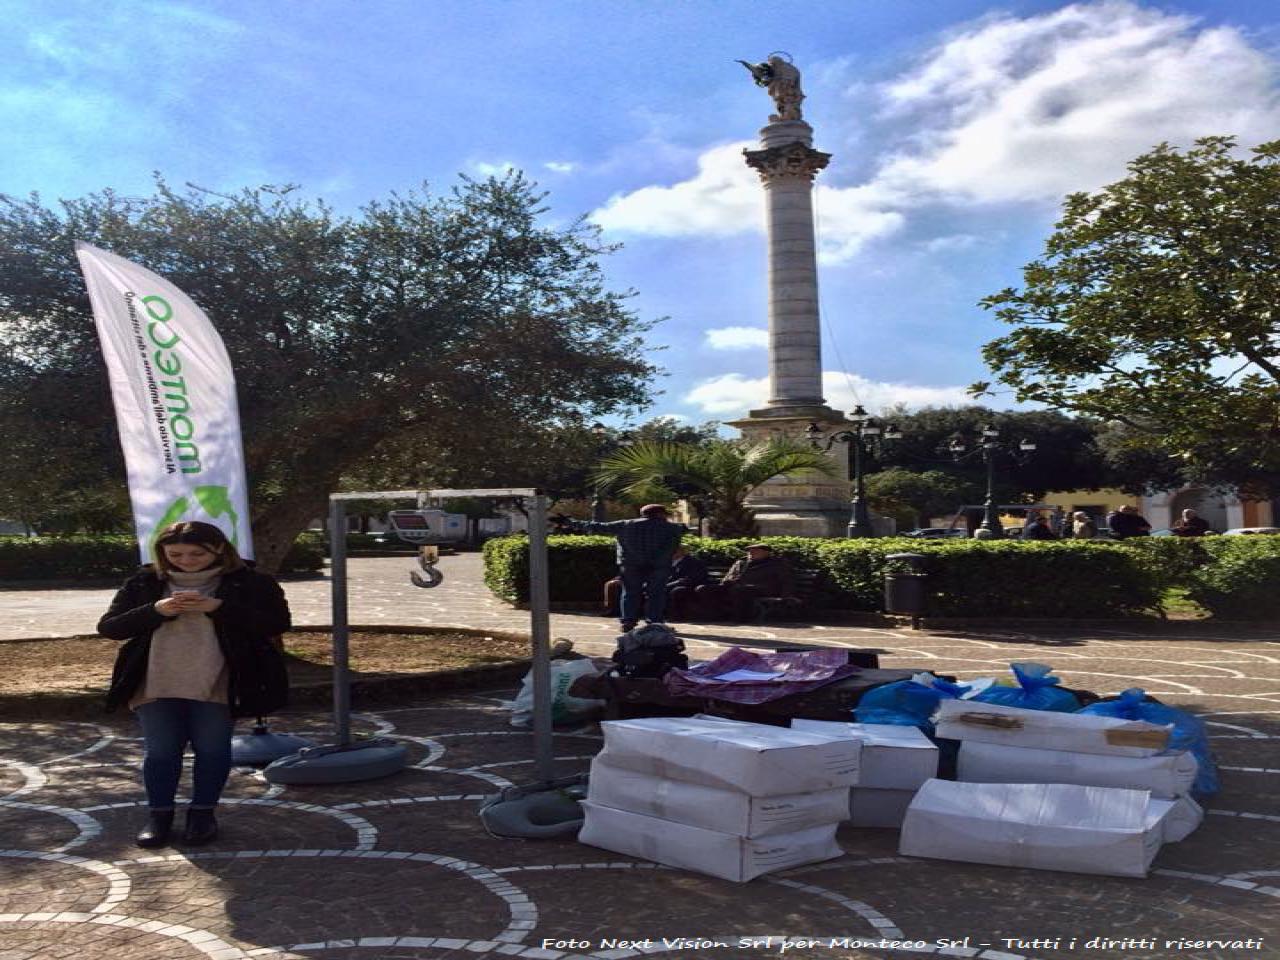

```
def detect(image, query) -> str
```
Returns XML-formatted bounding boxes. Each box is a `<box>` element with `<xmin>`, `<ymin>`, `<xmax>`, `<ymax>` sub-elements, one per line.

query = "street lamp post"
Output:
<box><xmin>807</xmin><ymin>406</ymin><xmax>902</xmax><ymax>539</ymax></box>
<box><xmin>589</xmin><ymin>422</ymin><xmax>609</xmax><ymax>522</ymax></box>
<box><xmin>948</xmin><ymin>425</ymin><xmax>1037</xmax><ymax>539</ymax></box>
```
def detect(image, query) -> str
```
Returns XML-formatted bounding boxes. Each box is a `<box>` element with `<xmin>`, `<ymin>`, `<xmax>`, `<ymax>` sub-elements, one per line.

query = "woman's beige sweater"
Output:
<box><xmin>129</xmin><ymin>567</ymin><xmax>228</xmax><ymax>709</ymax></box>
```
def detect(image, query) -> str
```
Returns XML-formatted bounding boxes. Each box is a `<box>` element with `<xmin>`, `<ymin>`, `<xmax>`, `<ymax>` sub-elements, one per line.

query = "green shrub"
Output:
<box><xmin>0</xmin><ymin>535</ymin><xmax>137</xmax><ymax>579</ymax></box>
<box><xmin>0</xmin><ymin>532</ymin><xmax>325</xmax><ymax>580</ymax></box>
<box><xmin>279</xmin><ymin>532</ymin><xmax>326</xmax><ymax>573</ymax></box>
<box><xmin>483</xmin><ymin>535</ymin><xmax>617</xmax><ymax>604</ymax></box>
<box><xmin>1185</xmin><ymin>535</ymin><xmax>1280</xmax><ymax>620</ymax></box>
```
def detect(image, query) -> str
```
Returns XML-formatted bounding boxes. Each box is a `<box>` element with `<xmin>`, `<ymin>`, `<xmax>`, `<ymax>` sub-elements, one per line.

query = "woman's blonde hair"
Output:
<box><xmin>152</xmin><ymin>521</ymin><xmax>245</xmax><ymax>577</ymax></box>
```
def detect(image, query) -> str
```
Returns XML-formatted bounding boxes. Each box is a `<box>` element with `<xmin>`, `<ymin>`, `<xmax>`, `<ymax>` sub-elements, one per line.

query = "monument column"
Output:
<box><xmin>725</xmin><ymin>55</ymin><xmax>851</xmax><ymax>537</ymax></box>
<box><xmin>745</xmin><ymin>124</ymin><xmax>831</xmax><ymax>415</ymax></box>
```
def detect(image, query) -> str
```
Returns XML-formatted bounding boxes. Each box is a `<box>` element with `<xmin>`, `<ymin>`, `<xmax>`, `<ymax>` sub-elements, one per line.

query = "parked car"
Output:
<box><xmin>1222</xmin><ymin>527</ymin><xmax>1280</xmax><ymax>536</ymax></box>
<box><xmin>903</xmin><ymin>527</ymin><xmax>967</xmax><ymax>538</ymax></box>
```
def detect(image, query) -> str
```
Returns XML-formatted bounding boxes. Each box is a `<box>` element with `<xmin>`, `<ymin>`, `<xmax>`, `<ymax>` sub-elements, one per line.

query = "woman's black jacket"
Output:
<box><xmin>97</xmin><ymin>564</ymin><xmax>292</xmax><ymax>717</ymax></box>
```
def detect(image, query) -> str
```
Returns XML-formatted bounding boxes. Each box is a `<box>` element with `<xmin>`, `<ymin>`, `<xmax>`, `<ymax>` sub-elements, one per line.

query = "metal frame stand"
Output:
<box><xmin>264</xmin><ymin>487</ymin><xmax>557</xmax><ymax>788</ymax></box>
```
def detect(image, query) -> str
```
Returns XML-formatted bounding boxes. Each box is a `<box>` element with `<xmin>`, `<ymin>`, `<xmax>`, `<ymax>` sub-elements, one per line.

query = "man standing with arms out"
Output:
<box><xmin>1107</xmin><ymin>504</ymin><xmax>1152</xmax><ymax>539</ymax></box>
<box><xmin>555</xmin><ymin>505</ymin><xmax>685</xmax><ymax>633</ymax></box>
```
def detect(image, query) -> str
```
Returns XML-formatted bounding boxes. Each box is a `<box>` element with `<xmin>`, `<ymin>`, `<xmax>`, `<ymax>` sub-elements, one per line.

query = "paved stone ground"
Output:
<box><xmin>3</xmin><ymin>556</ymin><xmax>1279</xmax><ymax>959</ymax></box>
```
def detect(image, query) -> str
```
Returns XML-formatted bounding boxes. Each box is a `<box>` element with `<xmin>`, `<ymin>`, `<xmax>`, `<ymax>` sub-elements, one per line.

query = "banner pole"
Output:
<box><xmin>527</xmin><ymin>493</ymin><xmax>554</xmax><ymax>783</ymax></box>
<box><xmin>329</xmin><ymin>497</ymin><xmax>352</xmax><ymax>746</ymax></box>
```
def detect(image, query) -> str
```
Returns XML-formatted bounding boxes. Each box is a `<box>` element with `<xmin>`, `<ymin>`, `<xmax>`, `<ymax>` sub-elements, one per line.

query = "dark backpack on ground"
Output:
<box><xmin>612</xmin><ymin>623</ymin><xmax>688</xmax><ymax>679</ymax></box>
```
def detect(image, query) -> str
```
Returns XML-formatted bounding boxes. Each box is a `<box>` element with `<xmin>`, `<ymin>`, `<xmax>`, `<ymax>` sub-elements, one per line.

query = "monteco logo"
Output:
<box><xmin>148</xmin><ymin>486</ymin><xmax>240</xmax><ymax>555</ymax></box>
<box><xmin>125</xmin><ymin>291</ymin><xmax>202</xmax><ymax>476</ymax></box>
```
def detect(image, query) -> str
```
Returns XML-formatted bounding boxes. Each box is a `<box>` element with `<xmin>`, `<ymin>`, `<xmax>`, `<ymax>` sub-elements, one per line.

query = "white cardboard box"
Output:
<box><xmin>849</xmin><ymin>787</ymin><xmax>917</xmax><ymax>828</ymax></box>
<box><xmin>579</xmin><ymin>801</ymin><xmax>843</xmax><ymax>882</ymax></box>
<box><xmin>597</xmin><ymin>717</ymin><xmax>861</xmax><ymax>796</ymax></box>
<box><xmin>958</xmin><ymin>740</ymin><xmax>1198</xmax><ymax>799</ymax></box>
<box><xmin>899</xmin><ymin>780</ymin><xmax>1180</xmax><ymax>877</ymax></box>
<box><xmin>587</xmin><ymin>757</ymin><xmax>849</xmax><ymax>837</ymax></box>
<box><xmin>791</xmin><ymin>720</ymin><xmax>939</xmax><ymax>790</ymax></box>
<box><xmin>935</xmin><ymin>700</ymin><xmax>1171</xmax><ymax>757</ymax></box>
<box><xmin>1155</xmin><ymin>794</ymin><xmax>1204</xmax><ymax>843</ymax></box>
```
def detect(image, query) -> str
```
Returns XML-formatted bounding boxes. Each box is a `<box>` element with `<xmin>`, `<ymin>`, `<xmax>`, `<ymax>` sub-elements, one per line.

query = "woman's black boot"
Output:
<box><xmin>135</xmin><ymin>810</ymin><xmax>175</xmax><ymax>848</ymax></box>
<box><xmin>182</xmin><ymin>808</ymin><xmax>218</xmax><ymax>845</ymax></box>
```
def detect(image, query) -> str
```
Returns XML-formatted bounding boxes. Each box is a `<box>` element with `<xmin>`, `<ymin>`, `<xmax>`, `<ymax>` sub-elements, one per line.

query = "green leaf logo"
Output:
<box><xmin>147</xmin><ymin>485</ymin><xmax>239</xmax><ymax>556</ymax></box>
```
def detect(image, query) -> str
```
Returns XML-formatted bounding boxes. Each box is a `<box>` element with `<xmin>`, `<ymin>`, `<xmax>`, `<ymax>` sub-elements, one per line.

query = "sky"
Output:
<box><xmin>6</xmin><ymin>0</ymin><xmax>1279</xmax><ymax>429</ymax></box>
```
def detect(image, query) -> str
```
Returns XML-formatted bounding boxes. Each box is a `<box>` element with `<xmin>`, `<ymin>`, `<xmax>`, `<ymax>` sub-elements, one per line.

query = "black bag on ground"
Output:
<box><xmin>612</xmin><ymin>624</ymin><xmax>688</xmax><ymax>679</ymax></box>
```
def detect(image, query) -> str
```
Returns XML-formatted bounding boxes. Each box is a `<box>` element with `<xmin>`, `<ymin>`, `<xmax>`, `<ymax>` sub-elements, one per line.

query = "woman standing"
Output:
<box><xmin>98</xmin><ymin>521</ymin><xmax>291</xmax><ymax>848</ymax></box>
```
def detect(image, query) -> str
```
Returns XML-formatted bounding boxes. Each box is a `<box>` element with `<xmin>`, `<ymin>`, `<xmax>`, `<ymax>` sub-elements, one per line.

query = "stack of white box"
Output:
<box><xmin>791</xmin><ymin>719</ymin><xmax>939</xmax><ymax>828</ymax></box>
<box><xmin>579</xmin><ymin>717</ymin><xmax>861</xmax><ymax>882</ymax></box>
<box><xmin>897</xmin><ymin>700</ymin><xmax>1204</xmax><ymax>878</ymax></box>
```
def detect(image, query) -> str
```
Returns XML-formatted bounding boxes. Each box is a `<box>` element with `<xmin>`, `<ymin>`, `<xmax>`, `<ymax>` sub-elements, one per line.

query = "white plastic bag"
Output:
<box><xmin>509</xmin><ymin>658</ymin><xmax>606</xmax><ymax>728</ymax></box>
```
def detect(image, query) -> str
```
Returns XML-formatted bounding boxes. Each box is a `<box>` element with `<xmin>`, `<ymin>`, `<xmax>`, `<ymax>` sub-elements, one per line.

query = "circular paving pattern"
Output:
<box><xmin>2</xmin><ymin>621</ymin><xmax>1279</xmax><ymax>959</ymax></box>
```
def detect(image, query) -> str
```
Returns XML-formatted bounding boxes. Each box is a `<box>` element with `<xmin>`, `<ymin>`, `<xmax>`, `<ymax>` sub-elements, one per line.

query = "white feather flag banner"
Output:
<box><xmin>75</xmin><ymin>241</ymin><xmax>254</xmax><ymax>560</ymax></box>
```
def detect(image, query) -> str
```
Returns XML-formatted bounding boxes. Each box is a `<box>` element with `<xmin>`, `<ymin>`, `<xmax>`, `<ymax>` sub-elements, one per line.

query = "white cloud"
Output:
<box><xmin>592</xmin><ymin>142</ymin><xmax>760</xmax><ymax>237</ymax></box>
<box><xmin>923</xmin><ymin>233</ymin><xmax>982</xmax><ymax>253</ymax></box>
<box><xmin>590</xmin><ymin>2</ymin><xmax>1280</xmax><ymax>262</ymax></box>
<box><xmin>683</xmin><ymin>371</ymin><xmax>974</xmax><ymax>418</ymax></box>
<box><xmin>544</xmin><ymin>161</ymin><xmax>577</xmax><ymax>174</ymax></box>
<box><xmin>705</xmin><ymin>326</ymin><xmax>769</xmax><ymax>350</ymax></box>
<box><xmin>591</xmin><ymin>141</ymin><xmax>906</xmax><ymax>259</ymax></box>
<box><xmin>472</xmin><ymin>160</ymin><xmax>518</xmax><ymax>176</ymax></box>
<box><xmin>876</xmin><ymin>1</ymin><xmax>1280</xmax><ymax>204</ymax></box>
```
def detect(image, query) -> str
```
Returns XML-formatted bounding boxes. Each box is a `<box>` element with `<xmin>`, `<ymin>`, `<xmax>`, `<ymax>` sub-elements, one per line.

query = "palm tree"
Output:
<box><xmin>593</xmin><ymin>438</ymin><xmax>838</xmax><ymax>538</ymax></box>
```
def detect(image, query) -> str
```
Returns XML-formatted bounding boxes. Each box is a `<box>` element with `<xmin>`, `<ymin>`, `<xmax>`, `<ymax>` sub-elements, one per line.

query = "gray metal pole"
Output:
<box><xmin>328</xmin><ymin>497</ymin><xmax>352</xmax><ymax>745</ymax></box>
<box><xmin>526</xmin><ymin>493</ymin><xmax>555</xmax><ymax>783</ymax></box>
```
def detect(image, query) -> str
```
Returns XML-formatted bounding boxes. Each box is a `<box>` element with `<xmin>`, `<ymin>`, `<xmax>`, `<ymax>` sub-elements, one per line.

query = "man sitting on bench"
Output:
<box><xmin>694</xmin><ymin>543</ymin><xmax>795</xmax><ymax>622</ymax></box>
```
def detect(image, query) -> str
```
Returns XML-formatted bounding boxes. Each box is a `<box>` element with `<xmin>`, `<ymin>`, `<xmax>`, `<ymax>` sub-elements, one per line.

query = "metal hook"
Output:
<box><xmin>410</xmin><ymin>566</ymin><xmax>444</xmax><ymax>588</ymax></box>
<box><xmin>409</xmin><ymin>545</ymin><xmax>444</xmax><ymax>588</ymax></box>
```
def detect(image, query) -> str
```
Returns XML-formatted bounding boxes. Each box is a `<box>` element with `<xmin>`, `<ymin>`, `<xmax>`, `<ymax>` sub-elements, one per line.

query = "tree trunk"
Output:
<box><xmin>251</xmin><ymin>492</ymin><xmax>330</xmax><ymax>574</ymax></box>
<box><xmin>708</xmin><ymin>502</ymin><xmax>758</xmax><ymax>539</ymax></box>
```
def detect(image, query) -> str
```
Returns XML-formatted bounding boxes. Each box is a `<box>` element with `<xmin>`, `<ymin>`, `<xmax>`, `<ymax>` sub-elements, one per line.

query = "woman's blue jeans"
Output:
<box><xmin>135</xmin><ymin>699</ymin><xmax>233</xmax><ymax>811</ymax></box>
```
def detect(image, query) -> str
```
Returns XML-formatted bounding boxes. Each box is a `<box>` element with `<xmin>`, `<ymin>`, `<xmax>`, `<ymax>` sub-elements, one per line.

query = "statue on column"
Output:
<box><xmin>736</xmin><ymin>53</ymin><xmax>804</xmax><ymax>122</ymax></box>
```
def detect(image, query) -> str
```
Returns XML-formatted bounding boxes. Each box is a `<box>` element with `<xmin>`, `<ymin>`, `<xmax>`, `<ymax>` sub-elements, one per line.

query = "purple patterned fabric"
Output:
<box><xmin>662</xmin><ymin>647</ymin><xmax>860</xmax><ymax>704</ymax></box>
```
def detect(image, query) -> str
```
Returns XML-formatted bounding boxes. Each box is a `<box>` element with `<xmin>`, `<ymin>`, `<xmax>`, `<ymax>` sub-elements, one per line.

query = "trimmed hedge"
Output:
<box><xmin>1186</xmin><ymin>534</ymin><xmax>1280</xmax><ymax>620</ymax></box>
<box><xmin>0</xmin><ymin>532</ymin><xmax>325</xmax><ymax>580</ymax></box>
<box><xmin>481</xmin><ymin>533</ymin><xmax>1280</xmax><ymax>620</ymax></box>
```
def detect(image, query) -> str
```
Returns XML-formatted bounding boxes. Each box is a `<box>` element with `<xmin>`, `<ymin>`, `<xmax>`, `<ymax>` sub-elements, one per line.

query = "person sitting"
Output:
<box><xmin>1106</xmin><ymin>505</ymin><xmax>1152</xmax><ymax>539</ymax></box>
<box><xmin>1070</xmin><ymin>511</ymin><xmax>1098</xmax><ymax>539</ymax></box>
<box><xmin>694</xmin><ymin>543</ymin><xmax>795</xmax><ymax>622</ymax></box>
<box><xmin>602</xmin><ymin>546</ymin><xmax>710</xmax><ymax>618</ymax></box>
<box><xmin>1172</xmin><ymin>508</ymin><xmax>1211</xmax><ymax>537</ymax></box>
<box><xmin>1022</xmin><ymin>515</ymin><xmax>1058</xmax><ymax>541</ymax></box>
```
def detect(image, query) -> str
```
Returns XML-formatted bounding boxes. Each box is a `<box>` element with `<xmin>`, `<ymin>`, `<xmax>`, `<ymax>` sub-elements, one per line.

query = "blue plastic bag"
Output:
<box><xmin>854</xmin><ymin>673</ymin><xmax>973</xmax><ymax>733</ymax></box>
<box><xmin>1079</xmin><ymin>688</ymin><xmax>1219</xmax><ymax>798</ymax></box>
<box><xmin>972</xmin><ymin>662</ymin><xmax>1080</xmax><ymax>713</ymax></box>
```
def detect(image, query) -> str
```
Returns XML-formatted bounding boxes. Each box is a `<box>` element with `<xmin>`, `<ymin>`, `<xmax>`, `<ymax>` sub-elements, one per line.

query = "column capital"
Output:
<box><xmin>743</xmin><ymin>143</ymin><xmax>832</xmax><ymax>183</ymax></box>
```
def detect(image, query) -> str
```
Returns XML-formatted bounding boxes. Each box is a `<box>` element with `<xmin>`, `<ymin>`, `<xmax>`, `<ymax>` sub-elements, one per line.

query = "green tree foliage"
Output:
<box><xmin>864</xmin><ymin>468</ymin><xmax>973</xmax><ymax>529</ymax></box>
<box><xmin>0</xmin><ymin>175</ymin><xmax>657</xmax><ymax>569</ymax></box>
<box><xmin>874</xmin><ymin>405</ymin><xmax>1109</xmax><ymax>501</ymax></box>
<box><xmin>975</xmin><ymin>137</ymin><xmax>1280</xmax><ymax>498</ymax></box>
<box><xmin>338</xmin><ymin>416</ymin><xmax>720</xmax><ymax>506</ymax></box>
<box><xmin>592</xmin><ymin>438</ymin><xmax>837</xmax><ymax>538</ymax></box>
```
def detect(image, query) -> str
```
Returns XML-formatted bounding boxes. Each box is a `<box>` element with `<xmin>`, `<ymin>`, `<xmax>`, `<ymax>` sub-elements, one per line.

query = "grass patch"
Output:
<box><xmin>0</xmin><ymin>629</ymin><xmax>532</xmax><ymax>720</ymax></box>
<box><xmin>1160</xmin><ymin>587</ymin><xmax>1210</xmax><ymax>620</ymax></box>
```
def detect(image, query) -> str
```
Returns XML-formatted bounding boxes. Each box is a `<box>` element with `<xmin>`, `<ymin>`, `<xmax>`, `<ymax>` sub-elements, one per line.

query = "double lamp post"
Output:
<box><xmin>808</xmin><ymin>411</ymin><xmax>1037</xmax><ymax>540</ymax></box>
<box><xmin>806</xmin><ymin>406</ymin><xmax>900</xmax><ymax>539</ymax></box>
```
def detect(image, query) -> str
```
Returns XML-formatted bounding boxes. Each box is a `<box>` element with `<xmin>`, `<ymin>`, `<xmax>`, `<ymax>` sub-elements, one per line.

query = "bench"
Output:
<box><xmin>752</xmin><ymin>566</ymin><xmax>821</xmax><ymax>623</ymax></box>
<box><xmin>685</xmin><ymin>562</ymin><xmax>821</xmax><ymax>624</ymax></box>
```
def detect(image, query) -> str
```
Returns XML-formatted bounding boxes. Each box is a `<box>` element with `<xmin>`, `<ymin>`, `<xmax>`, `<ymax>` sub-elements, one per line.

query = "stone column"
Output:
<box><xmin>743</xmin><ymin>120</ymin><xmax>832</xmax><ymax>416</ymax></box>
<box><xmin>724</xmin><ymin>119</ymin><xmax>850</xmax><ymax>537</ymax></box>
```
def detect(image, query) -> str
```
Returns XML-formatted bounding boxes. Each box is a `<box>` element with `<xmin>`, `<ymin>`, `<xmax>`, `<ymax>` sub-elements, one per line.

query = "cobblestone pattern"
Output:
<box><xmin>3</xmin><ymin>561</ymin><xmax>1280</xmax><ymax>958</ymax></box>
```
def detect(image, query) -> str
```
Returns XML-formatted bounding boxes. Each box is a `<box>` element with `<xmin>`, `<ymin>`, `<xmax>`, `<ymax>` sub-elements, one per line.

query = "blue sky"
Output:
<box><xmin>6</xmin><ymin>0</ymin><xmax>1279</xmax><ymax>427</ymax></box>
